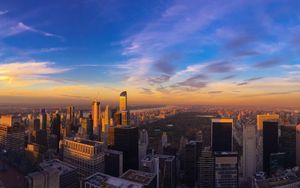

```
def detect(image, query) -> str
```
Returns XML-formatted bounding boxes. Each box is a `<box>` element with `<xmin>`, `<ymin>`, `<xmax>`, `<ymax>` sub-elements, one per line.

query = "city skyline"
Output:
<box><xmin>0</xmin><ymin>0</ymin><xmax>300</xmax><ymax>106</ymax></box>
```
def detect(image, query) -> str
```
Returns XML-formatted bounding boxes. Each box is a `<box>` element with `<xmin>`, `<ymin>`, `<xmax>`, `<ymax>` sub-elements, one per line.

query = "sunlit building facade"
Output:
<box><xmin>256</xmin><ymin>114</ymin><xmax>279</xmax><ymax>173</ymax></box>
<box><xmin>0</xmin><ymin>115</ymin><xmax>25</xmax><ymax>151</ymax></box>
<box><xmin>62</xmin><ymin>137</ymin><xmax>105</xmax><ymax>177</ymax></box>
<box><xmin>92</xmin><ymin>99</ymin><xmax>101</xmax><ymax>138</ymax></box>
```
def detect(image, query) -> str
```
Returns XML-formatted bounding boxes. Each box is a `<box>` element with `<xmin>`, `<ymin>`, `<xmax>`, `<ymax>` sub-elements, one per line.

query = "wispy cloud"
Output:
<box><xmin>254</xmin><ymin>59</ymin><xmax>281</xmax><ymax>68</ymax></box>
<box><xmin>0</xmin><ymin>61</ymin><xmax>70</xmax><ymax>85</ymax></box>
<box><xmin>140</xmin><ymin>87</ymin><xmax>154</xmax><ymax>95</ymax></box>
<box><xmin>0</xmin><ymin>10</ymin><xmax>8</xmax><ymax>16</ymax></box>
<box><xmin>8</xmin><ymin>22</ymin><xmax>64</xmax><ymax>40</ymax></box>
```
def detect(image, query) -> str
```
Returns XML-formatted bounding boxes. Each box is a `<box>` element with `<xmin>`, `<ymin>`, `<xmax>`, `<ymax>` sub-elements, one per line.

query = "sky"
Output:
<box><xmin>0</xmin><ymin>0</ymin><xmax>300</xmax><ymax>106</ymax></box>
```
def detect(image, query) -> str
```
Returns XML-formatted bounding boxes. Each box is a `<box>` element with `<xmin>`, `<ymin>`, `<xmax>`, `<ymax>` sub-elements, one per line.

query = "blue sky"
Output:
<box><xmin>0</xmin><ymin>0</ymin><xmax>300</xmax><ymax>106</ymax></box>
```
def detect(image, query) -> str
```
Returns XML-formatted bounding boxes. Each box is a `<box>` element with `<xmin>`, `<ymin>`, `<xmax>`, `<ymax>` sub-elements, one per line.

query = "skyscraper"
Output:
<box><xmin>199</xmin><ymin>147</ymin><xmax>214</xmax><ymax>188</ymax></box>
<box><xmin>211</xmin><ymin>118</ymin><xmax>233</xmax><ymax>152</ymax></box>
<box><xmin>119</xmin><ymin>91</ymin><xmax>130</xmax><ymax>126</ymax></box>
<box><xmin>92</xmin><ymin>99</ymin><xmax>101</xmax><ymax>138</ymax></box>
<box><xmin>114</xmin><ymin>126</ymin><xmax>139</xmax><ymax>172</ymax></box>
<box><xmin>0</xmin><ymin>115</ymin><xmax>25</xmax><ymax>151</ymax></box>
<box><xmin>139</xmin><ymin>129</ymin><xmax>149</xmax><ymax>168</ymax></box>
<box><xmin>242</xmin><ymin>124</ymin><xmax>256</xmax><ymax>180</ymax></box>
<box><xmin>214</xmin><ymin>152</ymin><xmax>238</xmax><ymax>188</ymax></box>
<box><xmin>65</xmin><ymin>106</ymin><xmax>75</xmax><ymax>137</ymax></box>
<box><xmin>81</xmin><ymin>115</ymin><xmax>93</xmax><ymax>140</ymax></box>
<box><xmin>104</xmin><ymin>149</ymin><xmax>123</xmax><ymax>177</ymax></box>
<box><xmin>257</xmin><ymin>114</ymin><xmax>279</xmax><ymax>174</ymax></box>
<box><xmin>296</xmin><ymin>124</ymin><xmax>300</xmax><ymax>167</ymax></box>
<box><xmin>119</xmin><ymin>91</ymin><xmax>127</xmax><ymax>111</ymax></box>
<box><xmin>184</xmin><ymin>141</ymin><xmax>201</xmax><ymax>187</ymax></box>
<box><xmin>280</xmin><ymin>125</ymin><xmax>297</xmax><ymax>168</ymax></box>
<box><xmin>102</xmin><ymin>104</ymin><xmax>111</xmax><ymax>128</ymax></box>
<box><xmin>50</xmin><ymin>112</ymin><xmax>61</xmax><ymax>152</ymax></box>
<box><xmin>39</xmin><ymin>108</ymin><xmax>47</xmax><ymax>130</ymax></box>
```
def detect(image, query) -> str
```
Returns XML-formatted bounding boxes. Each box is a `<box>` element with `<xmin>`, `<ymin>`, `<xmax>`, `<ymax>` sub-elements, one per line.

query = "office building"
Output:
<box><xmin>102</xmin><ymin>104</ymin><xmax>111</xmax><ymax>128</ymax></box>
<box><xmin>32</xmin><ymin>129</ymin><xmax>47</xmax><ymax>147</ymax></box>
<box><xmin>92</xmin><ymin>99</ymin><xmax>101</xmax><ymax>138</ymax></box>
<box><xmin>107</xmin><ymin>126</ymin><xmax>115</xmax><ymax>146</ymax></box>
<box><xmin>141</xmin><ymin>154</ymin><xmax>176</xmax><ymax>188</ymax></box>
<box><xmin>211</xmin><ymin>118</ymin><xmax>233</xmax><ymax>152</ymax></box>
<box><xmin>269</xmin><ymin>152</ymin><xmax>285</xmax><ymax>175</ymax></box>
<box><xmin>161</xmin><ymin>132</ymin><xmax>168</xmax><ymax>148</ymax></box>
<box><xmin>296</xmin><ymin>124</ymin><xmax>300</xmax><ymax>167</ymax></box>
<box><xmin>83</xmin><ymin>172</ymin><xmax>143</xmax><ymax>188</ymax></box>
<box><xmin>120</xmin><ymin>169</ymin><xmax>157</xmax><ymax>188</ymax></box>
<box><xmin>242</xmin><ymin>124</ymin><xmax>256</xmax><ymax>180</ymax></box>
<box><xmin>65</xmin><ymin>106</ymin><xmax>75</xmax><ymax>137</ymax></box>
<box><xmin>139</xmin><ymin>129</ymin><xmax>149</xmax><ymax>168</ymax></box>
<box><xmin>26</xmin><ymin>159</ymin><xmax>79</xmax><ymax>188</ymax></box>
<box><xmin>104</xmin><ymin>149</ymin><xmax>123</xmax><ymax>177</ymax></box>
<box><xmin>81</xmin><ymin>115</ymin><xmax>93</xmax><ymax>140</ymax></box>
<box><xmin>257</xmin><ymin>114</ymin><xmax>279</xmax><ymax>172</ymax></box>
<box><xmin>1</xmin><ymin>115</ymin><xmax>22</xmax><ymax>126</ymax></box>
<box><xmin>33</xmin><ymin>119</ymin><xmax>40</xmax><ymax>131</ymax></box>
<box><xmin>50</xmin><ymin>112</ymin><xmax>61</xmax><ymax>152</ymax></box>
<box><xmin>257</xmin><ymin>114</ymin><xmax>279</xmax><ymax>175</ymax></box>
<box><xmin>199</xmin><ymin>147</ymin><xmax>214</xmax><ymax>188</ymax></box>
<box><xmin>40</xmin><ymin>108</ymin><xmax>47</xmax><ymax>130</ymax></box>
<box><xmin>214</xmin><ymin>152</ymin><xmax>238</xmax><ymax>188</ymax></box>
<box><xmin>184</xmin><ymin>141</ymin><xmax>201</xmax><ymax>187</ymax></box>
<box><xmin>0</xmin><ymin>115</ymin><xmax>25</xmax><ymax>151</ymax></box>
<box><xmin>279</xmin><ymin>125</ymin><xmax>296</xmax><ymax>168</ymax></box>
<box><xmin>62</xmin><ymin>137</ymin><xmax>105</xmax><ymax>177</ymax></box>
<box><xmin>114</xmin><ymin>126</ymin><xmax>139</xmax><ymax>172</ymax></box>
<box><xmin>48</xmin><ymin>134</ymin><xmax>58</xmax><ymax>153</ymax></box>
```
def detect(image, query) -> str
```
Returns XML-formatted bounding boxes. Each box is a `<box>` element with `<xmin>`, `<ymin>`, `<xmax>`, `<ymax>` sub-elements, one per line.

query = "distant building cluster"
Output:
<box><xmin>0</xmin><ymin>92</ymin><xmax>300</xmax><ymax>188</ymax></box>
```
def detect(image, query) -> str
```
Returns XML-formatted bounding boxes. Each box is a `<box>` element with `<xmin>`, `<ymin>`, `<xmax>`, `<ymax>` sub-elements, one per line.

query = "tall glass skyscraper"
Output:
<box><xmin>211</xmin><ymin>118</ymin><xmax>233</xmax><ymax>152</ymax></box>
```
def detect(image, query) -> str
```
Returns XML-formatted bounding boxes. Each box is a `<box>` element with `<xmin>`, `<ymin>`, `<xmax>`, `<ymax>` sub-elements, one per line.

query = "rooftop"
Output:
<box><xmin>65</xmin><ymin>137</ymin><xmax>103</xmax><ymax>147</ymax></box>
<box><xmin>120</xmin><ymin>169</ymin><xmax>156</xmax><ymax>185</ymax></box>
<box><xmin>39</xmin><ymin>159</ymin><xmax>77</xmax><ymax>175</ymax></box>
<box><xmin>84</xmin><ymin>172</ymin><xmax>143</xmax><ymax>188</ymax></box>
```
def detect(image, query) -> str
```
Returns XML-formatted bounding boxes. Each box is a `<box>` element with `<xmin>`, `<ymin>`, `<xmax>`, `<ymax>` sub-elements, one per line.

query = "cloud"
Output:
<box><xmin>254</xmin><ymin>59</ymin><xmax>281</xmax><ymax>68</ymax></box>
<box><xmin>20</xmin><ymin>47</ymin><xmax>67</xmax><ymax>55</ymax></box>
<box><xmin>225</xmin><ymin>35</ymin><xmax>255</xmax><ymax>49</ymax></box>
<box><xmin>222</xmin><ymin>74</ymin><xmax>236</xmax><ymax>80</ymax></box>
<box><xmin>208</xmin><ymin>90</ymin><xmax>223</xmax><ymax>94</ymax></box>
<box><xmin>237</xmin><ymin>82</ymin><xmax>248</xmax><ymax>86</ymax></box>
<box><xmin>237</xmin><ymin>77</ymin><xmax>264</xmax><ymax>86</ymax></box>
<box><xmin>235</xmin><ymin>50</ymin><xmax>259</xmax><ymax>57</ymax></box>
<box><xmin>148</xmin><ymin>74</ymin><xmax>171</xmax><ymax>84</ymax></box>
<box><xmin>205</xmin><ymin>61</ymin><xmax>234</xmax><ymax>73</ymax></box>
<box><xmin>122</xmin><ymin>1</ymin><xmax>235</xmax><ymax>55</ymax></box>
<box><xmin>153</xmin><ymin>53</ymin><xmax>180</xmax><ymax>75</ymax></box>
<box><xmin>140</xmin><ymin>88</ymin><xmax>154</xmax><ymax>95</ymax></box>
<box><xmin>241</xmin><ymin>90</ymin><xmax>300</xmax><ymax>98</ymax></box>
<box><xmin>0</xmin><ymin>10</ymin><xmax>8</xmax><ymax>16</ymax></box>
<box><xmin>173</xmin><ymin>74</ymin><xmax>207</xmax><ymax>89</ymax></box>
<box><xmin>0</xmin><ymin>61</ymin><xmax>70</xmax><ymax>85</ymax></box>
<box><xmin>7</xmin><ymin>22</ymin><xmax>64</xmax><ymax>40</ymax></box>
<box><xmin>245</xmin><ymin>77</ymin><xmax>264</xmax><ymax>82</ymax></box>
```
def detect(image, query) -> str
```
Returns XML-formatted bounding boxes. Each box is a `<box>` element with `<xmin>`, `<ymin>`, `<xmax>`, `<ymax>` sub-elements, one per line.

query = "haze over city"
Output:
<box><xmin>0</xmin><ymin>0</ymin><xmax>300</xmax><ymax>106</ymax></box>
